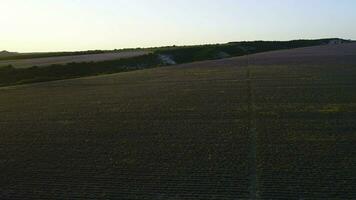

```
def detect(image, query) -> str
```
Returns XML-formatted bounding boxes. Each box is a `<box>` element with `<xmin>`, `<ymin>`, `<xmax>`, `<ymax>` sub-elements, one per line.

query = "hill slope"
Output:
<box><xmin>0</xmin><ymin>43</ymin><xmax>356</xmax><ymax>199</ymax></box>
<box><xmin>0</xmin><ymin>50</ymin><xmax>18</xmax><ymax>58</ymax></box>
<box><xmin>1</xmin><ymin>39</ymin><xmax>353</xmax><ymax>87</ymax></box>
<box><xmin>0</xmin><ymin>50</ymin><xmax>149</xmax><ymax>69</ymax></box>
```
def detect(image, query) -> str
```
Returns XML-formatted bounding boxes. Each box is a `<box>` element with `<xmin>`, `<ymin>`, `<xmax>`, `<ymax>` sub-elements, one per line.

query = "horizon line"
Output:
<box><xmin>3</xmin><ymin>37</ymin><xmax>354</xmax><ymax>54</ymax></box>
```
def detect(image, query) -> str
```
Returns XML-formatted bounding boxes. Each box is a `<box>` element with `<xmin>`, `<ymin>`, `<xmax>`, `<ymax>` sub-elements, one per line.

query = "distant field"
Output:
<box><xmin>0</xmin><ymin>38</ymin><xmax>350</xmax><ymax>69</ymax></box>
<box><xmin>1</xmin><ymin>43</ymin><xmax>355</xmax><ymax>199</ymax></box>
<box><xmin>0</xmin><ymin>50</ymin><xmax>149</xmax><ymax>69</ymax></box>
<box><xmin>1</xmin><ymin>39</ymin><xmax>353</xmax><ymax>87</ymax></box>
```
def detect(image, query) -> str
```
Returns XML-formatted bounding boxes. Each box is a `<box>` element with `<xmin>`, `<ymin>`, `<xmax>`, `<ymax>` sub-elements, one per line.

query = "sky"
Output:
<box><xmin>1</xmin><ymin>0</ymin><xmax>356</xmax><ymax>52</ymax></box>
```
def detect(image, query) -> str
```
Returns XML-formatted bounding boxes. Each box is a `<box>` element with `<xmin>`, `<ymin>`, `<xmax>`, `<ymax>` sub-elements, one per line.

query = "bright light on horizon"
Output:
<box><xmin>1</xmin><ymin>0</ymin><xmax>356</xmax><ymax>52</ymax></box>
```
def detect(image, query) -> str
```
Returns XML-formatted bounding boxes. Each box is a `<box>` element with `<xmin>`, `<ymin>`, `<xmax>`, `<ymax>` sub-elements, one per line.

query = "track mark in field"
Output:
<box><xmin>247</xmin><ymin>56</ymin><xmax>260</xmax><ymax>199</ymax></box>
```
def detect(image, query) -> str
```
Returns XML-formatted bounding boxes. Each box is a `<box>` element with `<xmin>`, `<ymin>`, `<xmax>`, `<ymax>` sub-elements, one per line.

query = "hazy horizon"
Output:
<box><xmin>1</xmin><ymin>0</ymin><xmax>356</xmax><ymax>52</ymax></box>
<box><xmin>2</xmin><ymin>38</ymin><xmax>353</xmax><ymax>54</ymax></box>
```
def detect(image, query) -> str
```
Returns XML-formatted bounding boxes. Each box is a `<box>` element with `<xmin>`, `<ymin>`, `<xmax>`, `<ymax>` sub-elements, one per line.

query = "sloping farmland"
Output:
<box><xmin>0</xmin><ymin>50</ymin><xmax>149</xmax><ymax>69</ymax></box>
<box><xmin>0</xmin><ymin>43</ymin><xmax>356</xmax><ymax>199</ymax></box>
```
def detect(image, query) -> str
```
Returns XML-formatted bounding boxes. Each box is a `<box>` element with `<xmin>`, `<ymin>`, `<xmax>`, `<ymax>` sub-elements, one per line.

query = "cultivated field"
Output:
<box><xmin>0</xmin><ymin>43</ymin><xmax>355</xmax><ymax>199</ymax></box>
<box><xmin>0</xmin><ymin>50</ymin><xmax>149</xmax><ymax>69</ymax></box>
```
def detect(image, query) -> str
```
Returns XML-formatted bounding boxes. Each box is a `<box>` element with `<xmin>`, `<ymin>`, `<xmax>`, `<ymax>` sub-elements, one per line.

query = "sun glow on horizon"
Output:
<box><xmin>1</xmin><ymin>0</ymin><xmax>356</xmax><ymax>52</ymax></box>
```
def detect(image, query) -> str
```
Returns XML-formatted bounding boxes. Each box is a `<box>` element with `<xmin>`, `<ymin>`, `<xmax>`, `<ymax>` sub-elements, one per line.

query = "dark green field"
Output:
<box><xmin>0</xmin><ymin>43</ymin><xmax>355</xmax><ymax>199</ymax></box>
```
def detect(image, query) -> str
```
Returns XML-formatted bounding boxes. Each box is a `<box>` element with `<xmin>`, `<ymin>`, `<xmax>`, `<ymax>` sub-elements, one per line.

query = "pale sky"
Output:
<box><xmin>1</xmin><ymin>0</ymin><xmax>356</xmax><ymax>52</ymax></box>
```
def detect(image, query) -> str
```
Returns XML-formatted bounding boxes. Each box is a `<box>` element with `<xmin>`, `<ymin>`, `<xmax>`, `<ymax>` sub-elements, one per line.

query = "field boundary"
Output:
<box><xmin>247</xmin><ymin>56</ymin><xmax>260</xmax><ymax>199</ymax></box>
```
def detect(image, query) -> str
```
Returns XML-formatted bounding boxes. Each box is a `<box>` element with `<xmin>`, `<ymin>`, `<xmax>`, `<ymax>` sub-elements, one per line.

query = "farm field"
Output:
<box><xmin>0</xmin><ymin>43</ymin><xmax>355</xmax><ymax>199</ymax></box>
<box><xmin>0</xmin><ymin>39</ymin><xmax>351</xmax><ymax>87</ymax></box>
<box><xmin>0</xmin><ymin>50</ymin><xmax>149</xmax><ymax>69</ymax></box>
